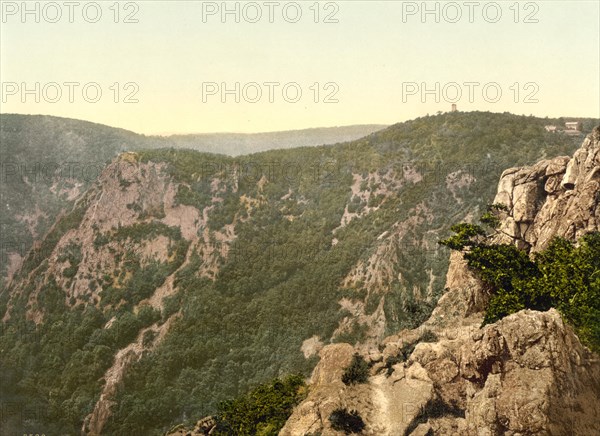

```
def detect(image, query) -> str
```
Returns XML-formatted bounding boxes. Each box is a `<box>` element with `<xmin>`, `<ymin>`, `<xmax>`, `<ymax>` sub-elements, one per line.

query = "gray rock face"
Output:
<box><xmin>281</xmin><ymin>127</ymin><xmax>600</xmax><ymax>436</ymax></box>
<box><xmin>494</xmin><ymin>126</ymin><xmax>600</xmax><ymax>251</ymax></box>
<box><xmin>459</xmin><ymin>309</ymin><xmax>600</xmax><ymax>436</ymax></box>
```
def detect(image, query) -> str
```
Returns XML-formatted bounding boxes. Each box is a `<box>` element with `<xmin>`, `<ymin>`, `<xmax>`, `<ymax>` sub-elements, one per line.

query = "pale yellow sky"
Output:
<box><xmin>1</xmin><ymin>0</ymin><xmax>599</xmax><ymax>134</ymax></box>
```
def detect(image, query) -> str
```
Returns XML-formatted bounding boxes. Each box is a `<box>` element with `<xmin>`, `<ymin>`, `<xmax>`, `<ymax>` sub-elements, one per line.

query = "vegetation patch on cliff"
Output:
<box><xmin>441</xmin><ymin>205</ymin><xmax>600</xmax><ymax>352</ymax></box>
<box><xmin>213</xmin><ymin>374</ymin><xmax>306</xmax><ymax>436</ymax></box>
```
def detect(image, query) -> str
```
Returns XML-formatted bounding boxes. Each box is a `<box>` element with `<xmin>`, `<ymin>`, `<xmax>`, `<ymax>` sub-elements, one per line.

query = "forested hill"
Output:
<box><xmin>0</xmin><ymin>114</ymin><xmax>383</xmax><ymax>285</ymax></box>
<box><xmin>0</xmin><ymin>111</ymin><xmax>597</xmax><ymax>435</ymax></box>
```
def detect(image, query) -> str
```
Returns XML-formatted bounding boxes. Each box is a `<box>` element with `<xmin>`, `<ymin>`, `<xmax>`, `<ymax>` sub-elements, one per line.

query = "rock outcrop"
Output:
<box><xmin>494</xmin><ymin>126</ymin><xmax>600</xmax><ymax>251</ymax></box>
<box><xmin>281</xmin><ymin>127</ymin><xmax>600</xmax><ymax>436</ymax></box>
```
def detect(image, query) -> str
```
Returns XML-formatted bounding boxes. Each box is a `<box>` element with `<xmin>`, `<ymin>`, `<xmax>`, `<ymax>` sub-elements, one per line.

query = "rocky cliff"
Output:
<box><xmin>494</xmin><ymin>126</ymin><xmax>600</xmax><ymax>251</ymax></box>
<box><xmin>281</xmin><ymin>127</ymin><xmax>600</xmax><ymax>436</ymax></box>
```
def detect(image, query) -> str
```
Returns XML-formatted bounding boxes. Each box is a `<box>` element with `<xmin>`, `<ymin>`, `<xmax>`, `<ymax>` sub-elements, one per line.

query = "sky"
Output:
<box><xmin>1</xmin><ymin>0</ymin><xmax>599</xmax><ymax>134</ymax></box>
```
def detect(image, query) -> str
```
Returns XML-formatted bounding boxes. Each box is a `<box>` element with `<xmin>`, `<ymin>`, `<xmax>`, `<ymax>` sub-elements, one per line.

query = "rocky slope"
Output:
<box><xmin>281</xmin><ymin>127</ymin><xmax>600</xmax><ymax>435</ymax></box>
<box><xmin>2</xmin><ymin>152</ymin><xmax>237</xmax><ymax>435</ymax></box>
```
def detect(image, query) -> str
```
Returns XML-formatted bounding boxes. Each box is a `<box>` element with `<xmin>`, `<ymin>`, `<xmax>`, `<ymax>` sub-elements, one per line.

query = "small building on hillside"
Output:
<box><xmin>545</xmin><ymin>125</ymin><xmax>557</xmax><ymax>132</ymax></box>
<box><xmin>564</xmin><ymin>121</ymin><xmax>582</xmax><ymax>135</ymax></box>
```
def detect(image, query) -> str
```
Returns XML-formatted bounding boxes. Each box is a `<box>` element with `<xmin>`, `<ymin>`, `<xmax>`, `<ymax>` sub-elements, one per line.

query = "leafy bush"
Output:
<box><xmin>420</xmin><ymin>330</ymin><xmax>438</xmax><ymax>343</ymax></box>
<box><xmin>329</xmin><ymin>408</ymin><xmax>365</xmax><ymax>434</ymax></box>
<box><xmin>142</xmin><ymin>330</ymin><xmax>157</xmax><ymax>347</ymax></box>
<box><xmin>341</xmin><ymin>353</ymin><xmax>370</xmax><ymax>385</ymax></box>
<box><xmin>213</xmin><ymin>374</ymin><xmax>306</xmax><ymax>436</ymax></box>
<box><xmin>441</xmin><ymin>207</ymin><xmax>600</xmax><ymax>352</ymax></box>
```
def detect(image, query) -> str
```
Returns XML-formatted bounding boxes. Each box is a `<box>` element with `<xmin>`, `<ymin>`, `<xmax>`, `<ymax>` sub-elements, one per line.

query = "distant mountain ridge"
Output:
<box><xmin>164</xmin><ymin>124</ymin><xmax>389</xmax><ymax>156</ymax></box>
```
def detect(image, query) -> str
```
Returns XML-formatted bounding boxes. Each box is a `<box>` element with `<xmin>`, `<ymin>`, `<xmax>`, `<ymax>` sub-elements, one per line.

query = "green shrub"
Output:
<box><xmin>341</xmin><ymin>353</ymin><xmax>370</xmax><ymax>385</ymax></box>
<box><xmin>329</xmin><ymin>408</ymin><xmax>365</xmax><ymax>434</ymax></box>
<box><xmin>441</xmin><ymin>207</ymin><xmax>600</xmax><ymax>352</ymax></box>
<box><xmin>142</xmin><ymin>330</ymin><xmax>156</xmax><ymax>348</ymax></box>
<box><xmin>213</xmin><ymin>374</ymin><xmax>306</xmax><ymax>436</ymax></box>
<box><xmin>419</xmin><ymin>330</ymin><xmax>438</xmax><ymax>343</ymax></box>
